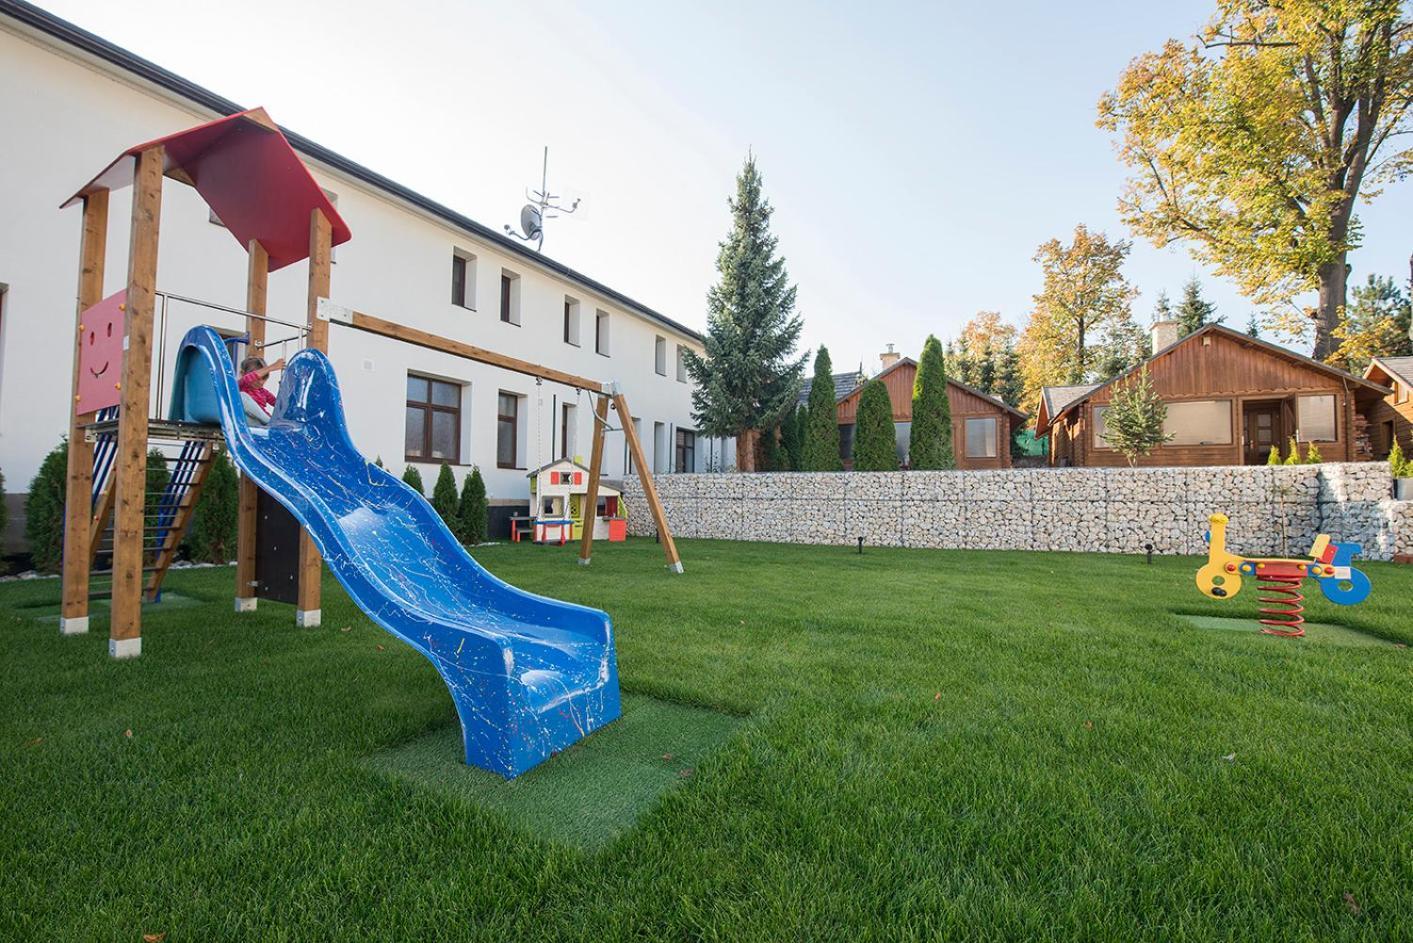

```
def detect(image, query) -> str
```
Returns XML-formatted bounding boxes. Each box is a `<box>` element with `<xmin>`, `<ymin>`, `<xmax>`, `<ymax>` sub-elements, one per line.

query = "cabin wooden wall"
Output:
<box><xmin>1368</xmin><ymin>381</ymin><xmax>1413</xmax><ymax>459</ymax></box>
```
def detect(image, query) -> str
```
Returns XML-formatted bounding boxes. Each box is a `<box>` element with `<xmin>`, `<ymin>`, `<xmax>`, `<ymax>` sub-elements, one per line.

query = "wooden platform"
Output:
<box><xmin>83</xmin><ymin>417</ymin><xmax>223</xmax><ymax>443</ymax></box>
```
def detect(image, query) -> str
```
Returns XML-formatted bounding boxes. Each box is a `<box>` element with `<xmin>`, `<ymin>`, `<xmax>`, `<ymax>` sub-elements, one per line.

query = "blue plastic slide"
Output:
<box><xmin>169</xmin><ymin>327</ymin><xmax>621</xmax><ymax>778</ymax></box>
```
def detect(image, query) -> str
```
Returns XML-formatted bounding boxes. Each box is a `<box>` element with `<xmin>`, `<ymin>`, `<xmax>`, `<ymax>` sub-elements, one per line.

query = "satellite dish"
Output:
<box><xmin>519</xmin><ymin>204</ymin><xmax>543</xmax><ymax>241</ymax></box>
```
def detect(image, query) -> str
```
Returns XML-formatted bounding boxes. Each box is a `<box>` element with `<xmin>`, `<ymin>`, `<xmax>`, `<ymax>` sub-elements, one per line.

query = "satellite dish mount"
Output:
<box><xmin>504</xmin><ymin>146</ymin><xmax>579</xmax><ymax>252</ymax></box>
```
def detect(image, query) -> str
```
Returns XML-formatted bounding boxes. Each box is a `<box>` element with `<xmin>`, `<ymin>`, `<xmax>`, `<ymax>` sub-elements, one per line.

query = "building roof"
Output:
<box><xmin>1040</xmin><ymin>384</ymin><xmax>1100</xmax><ymax>420</ymax></box>
<box><xmin>1035</xmin><ymin>323</ymin><xmax>1392</xmax><ymax>435</ymax></box>
<box><xmin>1365</xmin><ymin>355</ymin><xmax>1413</xmax><ymax>389</ymax></box>
<box><xmin>0</xmin><ymin>0</ymin><xmax>704</xmax><ymax>343</ymax></box>
<box><xmin>833</xmin><ymin>356</ymin><xmax>1027</xmax><ymax>419</ymax></box>
<box><xmin>798</xmin><ymin>370</ymin><xmax>865</xmax><ymax>406</ymax></box>
<box><xmin>64</xmin><ymin>107</ymin><xmax>352</xmax><ymax>271</ymax></box>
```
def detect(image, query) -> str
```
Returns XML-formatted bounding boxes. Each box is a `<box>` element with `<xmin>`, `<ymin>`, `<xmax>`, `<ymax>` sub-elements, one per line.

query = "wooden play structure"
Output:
<box><xmin>1196</xmin><ymin>512</ymin><xmax>1371</xmax><ymax>637</ymax></box>
<box><xmin>520</xmin><ymin>458</ymin><xmax>627</xmax><ymax>545</ymax></box>
<box><xmin>59</xmin><ymin>108</ymin><xmax>680</xmax><ymax>659</ymax></box>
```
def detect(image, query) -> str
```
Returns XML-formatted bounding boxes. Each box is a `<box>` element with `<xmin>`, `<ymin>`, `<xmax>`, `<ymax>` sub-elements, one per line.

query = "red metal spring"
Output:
<box><xmin>1257</xmin><ymin>574</ymin><xmax>1306</xmax><ymax>637</ymax></box>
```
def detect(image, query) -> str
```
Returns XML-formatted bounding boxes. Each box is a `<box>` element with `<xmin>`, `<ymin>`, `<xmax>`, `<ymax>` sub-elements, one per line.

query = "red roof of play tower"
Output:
<box><xmin>63</xmin><ymin>107</ymin><xmax>351</xmax><ymax>271</ymax></box>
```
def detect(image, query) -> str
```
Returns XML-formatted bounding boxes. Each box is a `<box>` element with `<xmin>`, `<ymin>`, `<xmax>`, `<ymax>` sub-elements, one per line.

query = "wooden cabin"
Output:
<box><xmin>1363</xmin><ymin>356</ymin><xmax>1413</xmax><ymax>461</ymax></box>
<box><xmin>1036</xmin><ymin>323</ymin><xmax>1391</xmax><ymax>468</ymax></box>
<box><xmin>833</xmin><ymin>358</ymin><xmax>1025</xmax><ymax>470</ymax></box>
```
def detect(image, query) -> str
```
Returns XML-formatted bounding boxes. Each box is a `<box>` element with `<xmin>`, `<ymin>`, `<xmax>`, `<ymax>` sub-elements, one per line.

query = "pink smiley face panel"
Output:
<box><xmin>76</xmin><ymin>290</ymin><xmax>127</xmax><ymax>414</ymax></box>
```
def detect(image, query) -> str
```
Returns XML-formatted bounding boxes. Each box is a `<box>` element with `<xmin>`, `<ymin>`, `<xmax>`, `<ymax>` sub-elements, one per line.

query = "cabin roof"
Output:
<box><xmin>833</xmin><ymin>356</ymin><xmax>1026</xmax><ymax>418</ymax></box>
<box><xmin>1365</xmin><ymin>355</ymin><xmax>1413</xmax><ymax>389</ymax></box>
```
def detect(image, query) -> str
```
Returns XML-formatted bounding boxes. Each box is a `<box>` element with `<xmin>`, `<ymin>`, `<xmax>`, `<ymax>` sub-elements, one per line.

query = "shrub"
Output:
<box><xmin>1304</xmin><ymin>441</ymin><xmax>1323</xmax><ymax>464</ymax></box>
<box><xmin>402</xmin><ymin>465</ymin><xmax>425</xmax><ymax>495</ymax></box>
<box><xmin>1283</xmin><ymin>436</ymin><xmax>1301</xmax><ymax>465</ymax></box>
<box><xmin>1266</xmin><ymin>444</ymin><xmax>1281</xmax><ymax>466</ymax></box>
<box><xmin>910</xmin><ymin>335</ymin><xmax>954</xmax><ymax>469</ymax></box>
<box><xmin>1102</xmin><ymin>368</ymin><xmax>1170</xmax><ymax>467</ymax></box>
<box><xmin>431</xmin><ymin>463</ymin><xmax>461</xmax><ymax>537</ymax></box>
<box><xmin>186</xmin><ymin>451</ymin><xmax>239</xmax><ymax>563</ymax></box>
<box><xmin>459</xmin><ymin>466</ymin><xmax>488</xmax><ymax>545</ymax></box>
<box><xmin>25</xmin><ymin>440</ymin><xmax>67</xmax><ymax>573</ymax></box>
<box><xmin>374</xmin><ymin>455</ymin><xmax>385</xmax><ymax>469</ymax></box>
<box><xmin>1389</xmin><ymin>439</ymin><xmax>1409</xmax><ymax>478</ymax></box>
<box><xmin>853</xmin><ymin>379</ymin><xmax>899</xmax><ymax>471</ymax></box>
<box><xmin>802</xmin><ymin>347</ymin><xmax>842</xmax><ymax>471</ymax></box>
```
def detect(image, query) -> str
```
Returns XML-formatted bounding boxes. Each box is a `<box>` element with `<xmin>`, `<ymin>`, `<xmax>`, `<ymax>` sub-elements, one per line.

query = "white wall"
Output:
<box><xmin>0</xmin><ymin>20</ymin><xmax>732</xmax><ymax>511</ymax></box>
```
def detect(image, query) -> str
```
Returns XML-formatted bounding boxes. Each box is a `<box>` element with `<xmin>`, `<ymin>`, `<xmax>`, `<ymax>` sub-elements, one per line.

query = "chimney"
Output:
<box><xmin>1150</xmin><ymin>320</ymin><xmax>1180</xmax><ymax>354</ymax></box>
<box><xmin>879</xmin><ymin>343</ymin><xmax>900</xmax><ymax>371</ymax></box>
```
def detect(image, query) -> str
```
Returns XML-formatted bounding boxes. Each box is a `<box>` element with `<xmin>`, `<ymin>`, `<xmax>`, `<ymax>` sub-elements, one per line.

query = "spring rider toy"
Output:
<box><xmin>1196</xmin><ymin>512</ymin><xmax>1371</xmax><ymax>637</ymax></box>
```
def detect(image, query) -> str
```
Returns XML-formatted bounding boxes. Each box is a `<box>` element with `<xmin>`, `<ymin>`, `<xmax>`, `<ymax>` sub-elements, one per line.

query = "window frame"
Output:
<box><xmin>595</xmin><ymin>310</ymin><xmax>611</xmax><ymax>356</ymax></box>
<box><xmin>560</xmin><ymin>402</ymin><xmax>575</xmax><ymax>459</ymax></box>
<box><xmin>654</xmin><ymin>336</ymin><xmax>667</xmax><ymax>376</ymax></box>
<box><xmin>451</xmin><ymin>249</ymin><xmax>476</xmax><ymax>309</ymax></box>
<box><xmin>1162</xmin><ymin>399</ymin><xmax>1233</xmax><ymax>446</ymax></box>
<box><xmin>675</xmin><ymin>428</ymin><xmax>696</xmax><ymax>473</ymax></box>
<box><xmin>405</xmin><ymin>373</ymin><xmax>462</xmax><ymax>464</ymax></box>
<box><xmin>499</xmin><ymin>270</ymin><xmax>521</xmax><ymax>325</ymax></box>
<box><xmin>496</xmin><ymin>391</ymin><xmax>521</xmax><ymax>469</ymax></box>
<box><xmin>963</xmin><ymin>416</ymin><xmax>998</xmax><ymax>459</ymax></box>
<box><xmin>563</xmin><ymin>296</ymin><xmax>580</xmax><ymax>346</ymax></box>
<box><xmin>676</xmin><ymin>345</ymin><xmax>688</xmax><ymax>383</ymax></box>
<box><xmin>1296</xmin><ymin>393</ymin><xmax>1338</xmax><ymax>443</ymax></box>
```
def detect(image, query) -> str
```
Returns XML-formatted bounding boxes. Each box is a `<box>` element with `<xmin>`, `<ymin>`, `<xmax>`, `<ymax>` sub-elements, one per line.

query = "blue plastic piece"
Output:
<box><xmin>1315</xmin><ymin>541</ymin><xmax>1372</xmax><ymax>606</ymax></box>
<box><xmin>170</xmin><ymin>327</ymin><xmax>621</xmax><ymax>778</ymax></box>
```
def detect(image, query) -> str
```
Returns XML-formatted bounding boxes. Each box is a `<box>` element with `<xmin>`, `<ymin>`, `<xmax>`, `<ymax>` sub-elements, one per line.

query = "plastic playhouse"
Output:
<box><xmin>1196</xmin><ymin>512</ymin><xmax>1372</xmax><ymax>637</ymax></box>
<box><xmin>521</xmin><ymin>458</ymin><xmax>627</xmax><ymax>545</ymax></box>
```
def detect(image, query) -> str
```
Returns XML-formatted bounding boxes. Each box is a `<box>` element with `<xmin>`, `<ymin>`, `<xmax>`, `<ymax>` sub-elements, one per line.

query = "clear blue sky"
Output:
<box><xmin>41</xmin><ymin>0</ymin><xmax>1411</xmax><ymax>369</ymax></box>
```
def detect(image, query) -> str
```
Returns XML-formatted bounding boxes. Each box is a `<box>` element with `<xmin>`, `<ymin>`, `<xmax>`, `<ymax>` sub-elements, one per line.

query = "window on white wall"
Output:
<box><xmin>499</xmin><ymin>270</ymin><xmax>521</xmax><ymax>325</ymax></box>
<box><xmin>497</xmin><ymin>391</ymin><xmax>523</xmax><ymax>468</ymax></box>
<box><xmin>406</xmin><ymin>374</ymin><xmax>462</xmax><ymax>463</ymax></box>
<box><xmin>451</xmin><ymin>250</ymin><xmax>476</xmax><ymax>309</ymax></box>
<box><xmin>560</xmin><ymin>402</ymin><xmax>577</xmax><ymax>459</ymax></box>
<box><xmin>1163</xmin><ymin>400</ymin><xmax>1233</xmax><ymax>446</ymax></box>
<box><xmin>676</xmin><ymin>345</ymin><xmax>688</xmax><ymax>383</ymax></box>
<box><xmin>964</xmin><ymin>417</ymin><xmax>998</xmax><ymax>458</ymax></box>
<box><xmin>626</xmin><ymin>417</ymin><xmax>641</xmax><ymax>473</ymax></box>
<box><xmin>653</xmin><ymin>422</ymin><xmax>668</xmax><ymax>473</ymax></box>
<box><xmin>563</xmin><ymin>297</ymin><xmax>580</xmax><ymax>346</ymax></box>
<box><xmin>654</xmin><ymin>336</ymin><xmax>667</xmax><ymax>376</ymax></box>
<box><xmin>1297</xmin><ymin>394</ymin><xmax>1337</xmax><ymax>442</ymax></box>
<box><xmin>675</xmin><ymin>429</ymin><xmax>696</xmax><ymax>472</ymax></box>
<box><xmin>595</xmin><ymin>310</ymin><xmax>611</xmax><ymax>356</ymax></box>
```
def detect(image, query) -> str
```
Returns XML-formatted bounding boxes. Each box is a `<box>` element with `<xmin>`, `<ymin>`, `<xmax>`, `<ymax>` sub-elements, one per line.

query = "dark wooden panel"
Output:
<box><xmin>255</xmin><ymin>488</ymin><xmax>300</xmax><ymax>605</ymax></box>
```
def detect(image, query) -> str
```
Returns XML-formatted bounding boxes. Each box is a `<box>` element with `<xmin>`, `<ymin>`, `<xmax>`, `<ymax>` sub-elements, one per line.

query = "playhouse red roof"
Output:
<box><xmin>63</xmin><ymin>108</ymin><xmax>351</xmax><ymax>271</ymax></box>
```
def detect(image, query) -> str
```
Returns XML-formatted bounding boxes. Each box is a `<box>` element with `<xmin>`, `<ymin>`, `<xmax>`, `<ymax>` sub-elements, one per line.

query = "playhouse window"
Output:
<box><xmin>497</xmin><ymin>392</ymin><xmax>520</xmax><ymax>468</ymax></box>
<box><xmin>675</xmin><ymin>429</ymin><xmax>696</xmax><ymax>473</ymax></box>
<box><xmin>563</xmin><ymin>297</ymin><xmax>580</xmax><ymax>346</ymax></box>
<box><xmin>595</xmin><ymin>310</ymin><xmax>610</xmax><ymax>356</ymax></box>
<box><xmin>655</xmin><ymin>336</ymin><xmax>667</xmax><ymax>376</ymax></box>
<box><xmin>451</xmin><ymin>251</ymin><xmax>476</xmax><ymax>309</ymax></box>
<box><xmin>405</xmin><ymin>374</ymin><xmax>461</xmax><ymax>464</ymax></box>
<box><xmin>499</xmin><ymin>270</ymin><xmax>521</xmax><ymax>325</ymax></box>
<box><xmin>1296</xmin><ymin>394</ymin><xmax>1337</xmax><ymax>442</ymax></box>
<box><xmin>964</xmin><ymin>417</ymin><xmax>997</xmax><ymax>458</ymax></box>
<box><xmin>676</xmin><ymin>345</ymin><xmax>689</xmax><ymax>382</ymax></box>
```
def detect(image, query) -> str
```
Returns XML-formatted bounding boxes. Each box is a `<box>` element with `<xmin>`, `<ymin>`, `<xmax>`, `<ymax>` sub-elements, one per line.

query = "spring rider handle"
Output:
<box><xmin>1195</xmin><ymin>512</ymin><xmax>1243</xmax><ymax>599</ymax></box>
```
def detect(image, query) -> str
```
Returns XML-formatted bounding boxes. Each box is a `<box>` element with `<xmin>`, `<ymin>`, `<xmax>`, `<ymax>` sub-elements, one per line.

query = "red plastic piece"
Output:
<box><xmin>76</xmin><ymin>290</ymin><xmax>126</xmax><ymax>414</ymax></box>
<box><xmin>63</xmin><ymin>109</ymin><xmax>350</xmax><ymax>271</ymax></box>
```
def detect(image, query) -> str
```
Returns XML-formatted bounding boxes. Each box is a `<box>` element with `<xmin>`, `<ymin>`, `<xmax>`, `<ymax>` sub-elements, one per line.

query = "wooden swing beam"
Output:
<box><xmin>318</xmin><ymin>301</ymin><xmax>682</xmax><ymax>573</ymax></box>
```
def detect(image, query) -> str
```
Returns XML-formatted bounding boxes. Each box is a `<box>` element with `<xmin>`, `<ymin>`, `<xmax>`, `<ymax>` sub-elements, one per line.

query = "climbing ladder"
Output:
<box><xmin>85</xmin><ymin>413</ymin><xmax>221</xmax><ymax>603</ymax></box>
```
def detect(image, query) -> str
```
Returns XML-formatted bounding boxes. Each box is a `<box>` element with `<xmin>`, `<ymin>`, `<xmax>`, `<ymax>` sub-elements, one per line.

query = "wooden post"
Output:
<box><xmin>235</xmin><ymin>240</ymin><xmax>268</xmax><ymax>612</ymax></box>
<box><xmin>614</xmin><ymin>392</ymin><xmax>682</xmax><ymax>573</ymax></box>
<box><xmin>109</xmin><ymin>146</ymin><xmax>164</xmax><ymax>658</ymax></box>
<box><xmin>577</xmin><ymin>394</ymin><xmax>610</xmax><ymax>565</ymax></box>
<box><xmin>296</xmin><ymin>209</ymin><xmax>332</xmax><ymax>626</ymax></box>
<box><xmin>59</xmin><ymin>189</ymin><xmax>110</xmax><ymax>636</ymax></box>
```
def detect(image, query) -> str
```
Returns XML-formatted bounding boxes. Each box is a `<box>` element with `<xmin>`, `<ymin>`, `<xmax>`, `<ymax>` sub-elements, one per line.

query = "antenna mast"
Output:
<box><xmin>504</xmin><ymin>146</ymin><xmax>580</xmax><ymax>252</ymax></box>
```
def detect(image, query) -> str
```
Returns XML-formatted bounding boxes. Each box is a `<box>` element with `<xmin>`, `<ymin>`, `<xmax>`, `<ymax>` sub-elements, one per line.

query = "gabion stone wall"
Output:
<box><xmin>621</xmin><ymin>463</ymin><xmax>1412</xmax><ymax>560</ymax></box>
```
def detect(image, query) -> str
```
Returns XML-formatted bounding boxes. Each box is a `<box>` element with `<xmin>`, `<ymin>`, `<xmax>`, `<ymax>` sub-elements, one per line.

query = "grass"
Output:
<box><xmin>2</xmin><ymin>537</ymin><xmax>1411</xmax><ymax>941</ymax></box>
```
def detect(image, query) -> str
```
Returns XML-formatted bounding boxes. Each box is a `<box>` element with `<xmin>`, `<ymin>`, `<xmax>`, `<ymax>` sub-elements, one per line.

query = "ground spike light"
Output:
<box><xmin>503</xmin><ymin>146</ymin><xmax>580</xmax><ymax>252</ymax></box>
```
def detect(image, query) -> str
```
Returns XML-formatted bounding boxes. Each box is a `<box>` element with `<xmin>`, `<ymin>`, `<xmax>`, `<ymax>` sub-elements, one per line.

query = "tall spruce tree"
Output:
<box><xmin>682</xmin><ymin>155</ymin><xmax>806</xmax><ymax>471</ymax></box>
<box><xmin>779</xmin><ymin>405</ymin><xmax>803</xmax><ymax>471</ymax></box>
<box><xmin>909</xmin><ymin>335</ymin><xmax>954</xmax><ymax>469</ymax></box>
<box><xmin>1174</xmin><ymin>277</ymin><xmax>1218</xmax><ymax>336</ymax></box>
<box><xmin>24</xmin><ymin>440</ymin><xmax>67</xmax><ymax>573</ymax></box>
<box><xmin>853</xmin><ymin>379</ymin><xmax>899</xmax><ymax>471</ymax></box>
<box><xmin>802</xmin><ymin>347</ymin><xmax>842</xmax><ymax>471</ymax></box>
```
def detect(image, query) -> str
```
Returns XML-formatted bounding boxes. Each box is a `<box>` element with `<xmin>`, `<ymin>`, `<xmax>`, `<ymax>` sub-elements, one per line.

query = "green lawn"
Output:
<box><xmin>3</xmin><ymin>539</ymin><xmax>1411</xmax><ymax>941</ymax></box>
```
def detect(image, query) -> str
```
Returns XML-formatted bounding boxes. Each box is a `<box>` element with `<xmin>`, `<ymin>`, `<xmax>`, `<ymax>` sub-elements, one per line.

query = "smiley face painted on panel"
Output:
<box><xmin>76</xmin><ymin>290</ymin><xmax>127</xmax><ymax>413</ymax></box>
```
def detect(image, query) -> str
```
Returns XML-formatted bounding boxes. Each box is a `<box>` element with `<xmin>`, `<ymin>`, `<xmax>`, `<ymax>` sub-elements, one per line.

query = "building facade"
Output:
<box><xmin>1037</xmin><ymin>322</ymin><xmax>1390</xmax><ymax>468</ymax></box>
<box><xmin>0</xmin><ymin>3</ymin><xmax>732</xmax><ymax>547</ymax></box>
<box><xmin>1364</xmin><ymin>356</ymin><xmax>1413</xmax><ymax>461</ymax></box>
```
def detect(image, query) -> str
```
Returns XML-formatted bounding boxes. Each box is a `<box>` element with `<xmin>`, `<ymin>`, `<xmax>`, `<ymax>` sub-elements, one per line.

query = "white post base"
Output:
<box><xmin>59</xmin><ymin>615</ymin><xmax>90</xmax><ymax>636</ymax></box>
<box><xmin>667</xmin><ymin>561</ymin><xmax>684</xmax><ymax>574</ymax></box>
<box><xmin>234</xmin><ymin>597</ymin><xmax>257</xmax><ymax>613</ymax></box>
<box><xmin>295</xmin><ymin>609</ymin><xmax>321</xmax><ymax>628</ymax></box>
<box><xmin>109</xmin><ymin>637</ymin><xmax>141</xmax><ymax>659</ymax></box>
<box><xmin>577</xmin><ymin>557</ymin><xmax>591</xmax><ymax>566</ymax></box>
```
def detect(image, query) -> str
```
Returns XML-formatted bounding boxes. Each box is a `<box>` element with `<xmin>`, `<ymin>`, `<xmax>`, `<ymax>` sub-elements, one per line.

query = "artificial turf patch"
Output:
<box><xmin>13</xmin><ymin>591</ymin><xmax>204</xmax><ymax>623</ymax></box>
<box><xmin>1176</xmin><ymin>613</ymin><xmax>1396</xmax><ymax>647</ymax></box>
<box><xmin>362</xmin><ymin>693</ymin><xmax>744</xmax><ymax>850</ymax></box>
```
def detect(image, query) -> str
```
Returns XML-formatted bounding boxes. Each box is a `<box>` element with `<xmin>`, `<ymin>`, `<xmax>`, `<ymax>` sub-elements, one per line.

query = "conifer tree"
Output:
<box><xmin>1305</xmin><ymin>442</ymin><xmax>1323</xmax><ymax>464</ymax></box>
<box><xmin>1246</xmin><ymin>313</ymin><xmax>1262</xmax><ymax>339</ymax></box>
<box><xmin>682</xmin><ymin>155</ymin><xmax>806</xmax><ymax>469</ymax></box>
<box><xmin>24</xmin><ymin>441</ymin><xmax>67</xmax><ymax>573</ymax></box>
<box><xmin>458</xmin><ymin>466</ymin><xmax>488</xmax><ymax>545</ymax></box>
<box><xmin>909</xmin><ymin>335</ymin><xmax>954</xmax><ymax>469</ymax></box>
<box><xmin>802</xmin><ymin>347</ymin><xmax>842</xmax><ymax>471</ymax></box>
<box><xmin>779</xmin><ymin>406</ymin><xmax>803</xmax><ymax>471</ymax></box>
<box><xmin>431</xmin><ymin>463</ymin><xmax>460</xmax><ymax>536</ymax></box>
<box><xmin>402</xmin><ymin>465</ymin><xmax>425</xmax><ymax>495</ymax></box>
<box><xmin>1266</xmin><ymin>444</ymin><xmax>1281</xmax><ymax>466</ymax></box>
<box><xmin>853</xmin><ymin>380</ymin><xmax>899</xmax><ymax>471</ymax></box>
<box><xmin>186</xmin><ymin>452</ymin><xmax>238</xmax><ymax>563</ymax></box>
<box><xmin>1174</xmin><ymin>277</ymin><xmax>1219</xmax><ymax>336</ymax></box>
<box><xmin>1284</xmin><ymin>436</ymin><xmax>1302</xmax><ymax>465</ymax></box>
<box><xmin>1103</xmin><ymin>368</ymin><xmax>1170</xmax><ymax>467</ymax></box>
<box><xmin>1389</xmin><ymin>439</ymin><xmax>1409</xmax><ymax>478</ymax></box>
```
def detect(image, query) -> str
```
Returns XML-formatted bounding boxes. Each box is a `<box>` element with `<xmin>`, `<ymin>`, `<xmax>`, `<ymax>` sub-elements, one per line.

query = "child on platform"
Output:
<box><xmin>238</xmin><ymin>355</ymin><xmax>285</xmax><ymax>425</ymax></box>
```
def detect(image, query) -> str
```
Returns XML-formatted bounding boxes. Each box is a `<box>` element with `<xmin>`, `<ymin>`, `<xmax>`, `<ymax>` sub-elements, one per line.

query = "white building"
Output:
<box><xmin>0</xmin><ymin>2</ymin><xmax>732</xmax><ymax>548</ymax></box>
